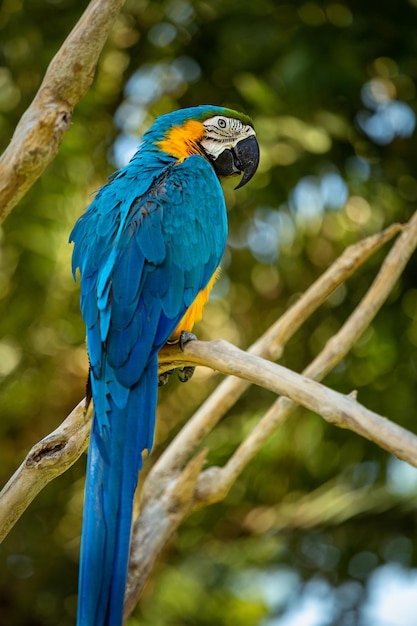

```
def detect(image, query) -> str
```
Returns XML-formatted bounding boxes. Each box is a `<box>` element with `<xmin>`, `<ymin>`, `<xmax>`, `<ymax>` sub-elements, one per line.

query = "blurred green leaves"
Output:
<box><xmin>1</xmin><ymin>0</ymin><xmax>417</xmax><ymax>624</ymax></box>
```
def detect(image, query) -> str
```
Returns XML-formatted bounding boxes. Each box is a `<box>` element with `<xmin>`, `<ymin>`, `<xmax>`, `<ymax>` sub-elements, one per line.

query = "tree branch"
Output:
<box><xmin>0</xmin><ymin>0</ymin><xmax>125</xmax><ymax>222</ymax></box>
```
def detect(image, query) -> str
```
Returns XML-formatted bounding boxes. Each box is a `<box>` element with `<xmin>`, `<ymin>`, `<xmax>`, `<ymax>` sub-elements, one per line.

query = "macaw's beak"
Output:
<box><xmin>213</xmin><ymin>135</ymin><xmax>260</xmax><ymax>189</ymax></box>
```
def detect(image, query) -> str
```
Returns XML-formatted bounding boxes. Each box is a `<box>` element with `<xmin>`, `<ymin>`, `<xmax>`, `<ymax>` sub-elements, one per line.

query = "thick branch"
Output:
<box><xmin>0</xmin><ymin>0</ymin><xmax>125</xmax><ymax>222</ymax></box>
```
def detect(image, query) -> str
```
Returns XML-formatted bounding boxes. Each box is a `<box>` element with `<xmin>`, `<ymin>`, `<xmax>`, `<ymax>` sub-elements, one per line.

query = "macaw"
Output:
<box><xmin>70</xmin><ymin>105</ymin><xmax>259</xmax><ymax>626</ymax></box>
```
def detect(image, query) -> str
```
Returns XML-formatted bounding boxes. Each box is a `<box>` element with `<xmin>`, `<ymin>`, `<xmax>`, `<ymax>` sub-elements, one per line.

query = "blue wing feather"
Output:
<box><xmin>70</xmin><ymin>143</ymin><xmax>227</xmax><ymax>626</ymax></box>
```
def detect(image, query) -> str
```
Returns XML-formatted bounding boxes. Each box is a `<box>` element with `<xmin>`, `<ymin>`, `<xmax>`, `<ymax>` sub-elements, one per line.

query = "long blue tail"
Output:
<box><xmin>77</xmin><ymin>357</ymin><xmax>158</xmax><ymax>626</ymax></box>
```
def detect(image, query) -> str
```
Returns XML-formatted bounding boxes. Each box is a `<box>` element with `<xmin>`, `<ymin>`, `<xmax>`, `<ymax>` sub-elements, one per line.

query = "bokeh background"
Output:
<box><xmin>1</xmin><ymin>0</ymin><xmax>417</xmax><ymax>624</ymax></box>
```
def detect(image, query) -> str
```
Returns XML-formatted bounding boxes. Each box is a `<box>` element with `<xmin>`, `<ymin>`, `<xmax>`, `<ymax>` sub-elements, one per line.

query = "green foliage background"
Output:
<box><xmin>1</xmin><ymin>0</ymin><xmax>417</xmax><ymax>624</ymax></box>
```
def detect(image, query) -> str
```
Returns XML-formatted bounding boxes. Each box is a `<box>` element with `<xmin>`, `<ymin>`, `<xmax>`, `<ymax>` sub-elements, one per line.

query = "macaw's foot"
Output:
<box><xmin>179</xmin><ymin>331</ymin><xmax>197</xmax><ymax>351</ymax></box>
<box><xmin>158</xmin><ymin>369</ymin><xmax>175</xmax><ymax>386</ymax></box>
<box><xmin>161</xmin><ymin>332</ymin><xmax>197</xmax><ymax>385</ymax></box>
<box><xmin>178</xmin><ymin>366</ymin><xmax>195</xmax><ymax>383</ymax></box>
<box><xmin>159</xmin><ymin>366</ymin><xmax>195</xmax><ymax>385</ymax></box>
<box><xmin>178</xmin><ymin>331</ymin><xmax>197</xmax><ymax>382</ymax></box>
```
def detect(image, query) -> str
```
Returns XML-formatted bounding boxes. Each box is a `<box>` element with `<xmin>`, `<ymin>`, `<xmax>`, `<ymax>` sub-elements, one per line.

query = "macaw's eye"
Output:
<box><xmin>218</xmin><ymin>118</ymin><xmax>227</xmax><ymax>129</ymax></box>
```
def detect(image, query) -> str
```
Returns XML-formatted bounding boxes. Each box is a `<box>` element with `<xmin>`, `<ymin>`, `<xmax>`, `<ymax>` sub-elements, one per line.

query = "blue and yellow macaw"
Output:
<box><xmin>70</xmin><ymin>105</ymin><xmax>259</xmax><ymax>626</ymax></box>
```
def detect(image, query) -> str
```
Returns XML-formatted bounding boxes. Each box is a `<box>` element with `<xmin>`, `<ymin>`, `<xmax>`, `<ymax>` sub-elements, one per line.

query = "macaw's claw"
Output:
<box><xmin>179</xmin><ymin>331</ymin><xmax>197</xmax><ymax>351</ymax></box>
<box><xmin>177</xmin><ymin>332</ymin><xmax>197</xmax><ymax>382</ymax></box>
<box><xmin>158</xmin><ymin>369</ymin><xmax>175</xmax><ymax>386</ymax></box>
<box><xmin>178</xmin><ymin>366</ymin><xmax>195</xmax><ymax>383</ymax></box>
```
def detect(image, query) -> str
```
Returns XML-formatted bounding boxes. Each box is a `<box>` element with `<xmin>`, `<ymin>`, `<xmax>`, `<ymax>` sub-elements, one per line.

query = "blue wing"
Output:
<box><xmin>70</xmin><ymin>151</ymin><xmax>227</xmax><ymax>626</ymax></box>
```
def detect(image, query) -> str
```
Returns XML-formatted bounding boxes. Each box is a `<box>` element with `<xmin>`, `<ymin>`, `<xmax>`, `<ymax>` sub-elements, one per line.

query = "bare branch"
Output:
<box><xmin>0</xmin><ymin>0</ymin><xmax>125</xmax><ymax>222</ymax></box>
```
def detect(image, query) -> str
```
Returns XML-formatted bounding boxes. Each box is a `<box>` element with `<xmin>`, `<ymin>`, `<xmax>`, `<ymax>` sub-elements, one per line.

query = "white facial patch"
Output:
<box><xmin>201</xmin><ymin>115</ymin><xmax>256</xmax><ymax>159</ymax></box>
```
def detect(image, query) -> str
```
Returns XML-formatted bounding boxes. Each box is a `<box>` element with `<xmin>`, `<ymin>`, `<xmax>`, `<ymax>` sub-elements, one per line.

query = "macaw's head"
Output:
<box><xmin>152</xmin><ymin>105</ymin><xmax>260</xmax><ymax>189</ymax></box>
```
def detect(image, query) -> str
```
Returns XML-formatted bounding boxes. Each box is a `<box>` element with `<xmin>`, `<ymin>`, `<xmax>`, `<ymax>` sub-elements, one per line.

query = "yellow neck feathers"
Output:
<box><xmin>156</xmin><ymin>120</ymin><xmax>205</xmax><ymax>162</ymax></box>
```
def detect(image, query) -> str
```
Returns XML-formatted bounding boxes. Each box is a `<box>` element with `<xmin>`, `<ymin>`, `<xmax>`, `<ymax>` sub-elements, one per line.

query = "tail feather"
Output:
<box><xmin>77</xmin><ymin>357</ymin><xmax>158</xmax><ymax>626</ymax></box>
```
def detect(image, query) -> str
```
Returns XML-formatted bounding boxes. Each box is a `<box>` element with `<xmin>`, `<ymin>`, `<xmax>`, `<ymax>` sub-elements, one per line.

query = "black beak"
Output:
<box><xmin>212</xmin><ymin>135</ymin><xmax>260</xmax><ymax>189</ymax></box>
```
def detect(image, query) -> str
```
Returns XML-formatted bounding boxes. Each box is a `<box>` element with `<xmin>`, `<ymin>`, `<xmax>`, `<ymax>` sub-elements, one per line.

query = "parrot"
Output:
<box><xmin>70</xmin><ymin>105</ymin><xmax>259</xmax><ymax>626</ymax></box>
